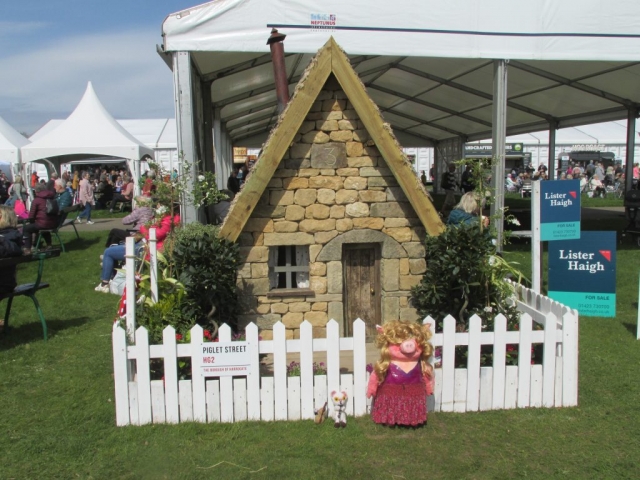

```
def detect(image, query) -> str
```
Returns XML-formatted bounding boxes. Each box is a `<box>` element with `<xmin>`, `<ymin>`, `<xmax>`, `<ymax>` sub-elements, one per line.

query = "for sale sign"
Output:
<box><xmin>540</xmin><ymin>179</ymin><xmax>581</xmax><ymax>241</ymax></box>
<box><xmin>200</xmin><ymin>341</ymin><xmax>251</xmax><ymax>377</ymax></box>
<box><xmin>548</xmin><ymin>231</ymin><xmax>616</xmax><ymax>317</ymax></box>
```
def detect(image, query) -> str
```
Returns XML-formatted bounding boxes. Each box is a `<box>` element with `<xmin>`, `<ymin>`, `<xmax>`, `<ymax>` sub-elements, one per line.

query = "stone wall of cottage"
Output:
<box><xmin>236</xmin><ymin>80</ymin><xmax>428</xmax><ymax>339</ymax></box>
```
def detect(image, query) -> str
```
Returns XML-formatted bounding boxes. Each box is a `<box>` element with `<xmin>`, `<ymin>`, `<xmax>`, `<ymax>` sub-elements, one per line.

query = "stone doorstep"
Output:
<box><xmin>258</xmin><ymin>342</ymin><xmax>380</xmax><ymax>376</ymax></box>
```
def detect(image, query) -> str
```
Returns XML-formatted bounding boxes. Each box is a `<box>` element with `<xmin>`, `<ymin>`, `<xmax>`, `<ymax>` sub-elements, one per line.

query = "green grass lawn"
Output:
<box><xmin>1</xmin><ymin>222</ymin><xmax>640</xmax><ymax>479</ymax></box>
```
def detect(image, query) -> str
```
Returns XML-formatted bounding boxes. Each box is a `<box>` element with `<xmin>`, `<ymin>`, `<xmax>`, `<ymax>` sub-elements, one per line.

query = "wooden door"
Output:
<box><xmin>343</xmin><ymin>244</ymin><xmax>381</xmax><ymax>338</ymax></box>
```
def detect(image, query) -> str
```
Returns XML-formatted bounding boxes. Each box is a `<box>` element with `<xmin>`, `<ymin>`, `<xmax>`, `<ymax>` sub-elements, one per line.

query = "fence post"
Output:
<box><xmin>440</xmin><ymin>315</ymin><xmax>456</xmax><ymax>412</ymax></box>
<box><xmin>190</xmin><ymin>324</ymin><xmax>207</xmax><ymax>422</ymax></box>
<box><xmin>492</xmin><ymin>314</ymin><xmax>507</xmax><ymax>410</ymax></box>
<box><xmin>135</xmin><ymin>327</ymin><xmax>152</xmax><ymax>425</ymax></box>
<box><xmin>112</xmin><ymin>323</ymin><xmax>131</xmax><ymax>426</ymax></box>
<box><xmin>352</xmin><ymin>318</ymin><xmax>367</xmax><ymax>417</ymax></box>
<box><xmin>326</xmin><ymin>319</ymin><xmax>341</xmax><ymax>405</ymax></box>
<box><xmin>163</xmin><ymin>326</ymin><xmax>180</xmax><ymax>423</ymax></box>
<box><xmin>273</xmin><ymin>322</ymin><xmax>287</xmax><ymax>420</ymax></box>
<box><xmin>299</xmin><ymin>320</ymin><xmax>314</xmax><ymax>420</ymax></box>
<box><xmin>245</xmin><ymin>322</ymin><xmax>261</xmax><ymax>421</ymax></box>
<box><xmin>149</xmin><ymin>227</ymin><xmax>158</xmax><ymax>304</ymax></box>
<box><xmin>217</xmin><ymin>324</ymin><xmax>234</xmax><ymax>421</ymax></box>
<box><xmin>124</xmin><ymin>236</ymin><xmax>136</xmax><ymax>342</ymax></box>
<box><xmin>561</xmin><ymin>310</ymin><xmax>579</xmax><ymax>406</ymax></box>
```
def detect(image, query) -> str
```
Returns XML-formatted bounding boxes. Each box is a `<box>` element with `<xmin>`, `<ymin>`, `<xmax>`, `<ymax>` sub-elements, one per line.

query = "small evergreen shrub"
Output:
<box><xmin>170</xmin><ymin>223</ymin><xmax>240</xmax><ymax>331</ymax></box>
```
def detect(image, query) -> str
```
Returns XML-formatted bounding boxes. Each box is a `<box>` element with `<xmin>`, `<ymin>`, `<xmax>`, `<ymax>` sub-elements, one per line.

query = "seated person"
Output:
<box><xmin>447</xmin><ymin>192</ymin><xmax>490</xmax><ymax>228</ymax></box>
<box><xmin>141</xmin><ymin>170</ymin><xmax>157</xmax><ymax>197</ymax></box>
<box><xmin>580</xmin><ymin>175</ymin><xmax>589</xmax><ymax>193</ymax></box>
<box><xmin>54</xmin><ymin>179</ymin><xmax>72</xmax><ymax>209</ymax></box>
<box><xmin>95</xmin><ymin>178</ymin><xmax>114</xmax><ymax>210</ymax></box>
<box><xmin>109</xmin><ymin>176</ymin><xmax>134</xmax><ymax>212</ymax></box>
<box><xmin>0</xmin><ymin>205</ymin><xmax>24</xmax><ymax>295</ymax></box>
<box><xmin>22</xmin><ymin>183</ymin><xmax>59</xmax><ymax>254</ymax></box>
<box><xmin>104</xmin><ymin>196</ymin><xmax>154</xmax><ymax>247</ymax></box>
<box><xmin>95</xmin><ymin>205</ymin><xmax>180</xmax><ymax>293</ymax></box>
<box><xmin>505</xmin><ymin>174</ymin><xmax>518</xmax><ymax>192</ymax></box>
<box><xmin>589</xmin><ymin>176</ymin><xmax>606</xmax><ymax>198</ymax></box>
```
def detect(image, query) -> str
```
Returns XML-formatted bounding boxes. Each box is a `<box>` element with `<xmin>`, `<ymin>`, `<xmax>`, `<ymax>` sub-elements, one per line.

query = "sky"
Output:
<box><xmin>0</xmin><ymin>0</ymin><xmax>200</xmax><ymax>136</ymax></box>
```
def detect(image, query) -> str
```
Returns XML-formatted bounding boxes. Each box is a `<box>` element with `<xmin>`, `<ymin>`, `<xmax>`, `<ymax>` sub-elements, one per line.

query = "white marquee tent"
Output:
<box><xmin>31</xmin><ymin>118</ymin><xmax>179</xmax><ymax>172</ymax></box>
<box><xmin>0</xmin><ymin>115</ymin><xmax>29</xmax><ymax>179</ymax></box>
<box><xmin>21</xmin><ymin>82</ymin><xmax>154</xmax><ymax>189</ymax></box>
<box><xmin>159</xmin><ymin>0</ymin><xmax>640</xmax><ymax>223</ymax></box>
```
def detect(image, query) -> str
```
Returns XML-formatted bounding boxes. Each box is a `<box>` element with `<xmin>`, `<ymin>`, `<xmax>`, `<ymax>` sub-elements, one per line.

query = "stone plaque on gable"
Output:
<box><xmin>310</xmin><ymin>142</ymin><xmax>347</xmax><ymax>169</ymax></box>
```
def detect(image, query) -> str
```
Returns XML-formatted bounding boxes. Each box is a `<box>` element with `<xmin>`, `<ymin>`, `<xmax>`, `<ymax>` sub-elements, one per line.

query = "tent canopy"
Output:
<box><xmin>31</xmin><ymin>118</ymin><xmax>177</xmax><ymax>150</ymax></box>
<box><xmin>0</xmin><ymin>115</ymin><xmax>29</xmax><ymax>165</ymax></box>
<box><xmin>162</xmin><ymin>0</ymin><xmax>640</xmax><ymax>148</ymax></box>
<box><xmin>21</xmin><ymin>82</ymin><xmax>154</xmax><ymax>171</ymax></box>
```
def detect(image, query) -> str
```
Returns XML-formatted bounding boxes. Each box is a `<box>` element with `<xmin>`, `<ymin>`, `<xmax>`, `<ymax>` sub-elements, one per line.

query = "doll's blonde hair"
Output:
<box><xmin>373</xmin><ymin>320</ymin><xmax>434</xmax><ymax>384</ymax></box>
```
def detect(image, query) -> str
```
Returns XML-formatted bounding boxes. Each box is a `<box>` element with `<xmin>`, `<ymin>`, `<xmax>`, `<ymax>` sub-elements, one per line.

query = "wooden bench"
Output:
<box><xmin>0</xmin><ymin>249</ymin><xmax>61</xmax><ymax>341</ymax></box>
<box><xmin>34</xmin><ymin>204</ymin><xmax>81</xmax><ymax>253</ymax></box>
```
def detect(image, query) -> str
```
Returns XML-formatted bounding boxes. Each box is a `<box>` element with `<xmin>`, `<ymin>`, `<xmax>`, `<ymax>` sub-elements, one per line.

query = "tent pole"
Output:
<box><xmin>173</xmin><ymin>51</ymin><xmax>198</xmax><ymax>224</ymax></box>
<box><xmin>213</xmin><ymin>107</ymin><xmax>225</xmax><ymax>191</ymax></box>
<box><xmin>202</xmin><ymin>80</ymin><xmax>215</xmax><ymax>176</ymax></box>
<box><xmin>625</xmin><ymin>107</ymin><xmax>637</xmax><ymax>192</ymax></box>
<box><xmin>548</xmin><ymin>122</ymin><xmax>557</xmax><ymax>180</ymax></box>
<box><xmin>490</xmin><ymin>59</ymin><xmax>508</xmax><ymax>251</ymax></box>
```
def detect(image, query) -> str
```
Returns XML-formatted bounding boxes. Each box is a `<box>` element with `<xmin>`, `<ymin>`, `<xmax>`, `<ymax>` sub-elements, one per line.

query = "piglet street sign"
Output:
<box><xmin>540</xmin><ymin>179</ymin><xmax>580</xmax><ymax>241</ymax></box>
<box><xmin>548</xmin><ymin>231</ymin><xmax>616</xmax><ymax>317</ymax></box>
<box><xmin>201</xmin><ymin>341</ymin><xmax>251</xmax><ymax>377</ymax></box>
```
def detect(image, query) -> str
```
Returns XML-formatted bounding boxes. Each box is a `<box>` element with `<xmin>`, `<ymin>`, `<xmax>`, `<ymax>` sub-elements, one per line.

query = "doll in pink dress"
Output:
<box><xmin>367</xmin><ymin>320</ymin><xmax>434</xmax><ymax>426</ymax></box>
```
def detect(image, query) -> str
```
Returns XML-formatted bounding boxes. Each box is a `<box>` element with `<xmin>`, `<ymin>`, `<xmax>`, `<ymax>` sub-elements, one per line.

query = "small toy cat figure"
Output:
<box><xmin>331</xmin><ymin>390</ymin><xmax>348</xmax><ymax>428</ymax></box>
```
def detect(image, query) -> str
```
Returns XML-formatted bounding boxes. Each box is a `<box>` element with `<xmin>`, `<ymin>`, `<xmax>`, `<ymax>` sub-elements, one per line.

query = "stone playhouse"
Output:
<box><xmin>220</xmin><ymin>38</ymin><xmax>444</xmax><ymax>340</ymax></box>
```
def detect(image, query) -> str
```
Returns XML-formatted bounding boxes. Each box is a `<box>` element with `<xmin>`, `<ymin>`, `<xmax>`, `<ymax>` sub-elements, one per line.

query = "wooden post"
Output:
<box><xmin>125</xmin><ymin>236</ymin><xmax>136</xmax><ymax>342</ymax></box>
<box><xmin>149</xmin><ymin>227</ymin><xmax>158</xmax><ymax>304</ymax></box>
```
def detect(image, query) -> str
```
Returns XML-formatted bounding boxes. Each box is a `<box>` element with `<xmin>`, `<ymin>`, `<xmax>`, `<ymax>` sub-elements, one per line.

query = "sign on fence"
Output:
<box><xmin>201</xmin><ymin>341</ymin><xmax>251</xmax><ymax>377</ymax></box>
<box><xmin>548</xmin><ymin>231</ymin><xmax>616</xmax><ymax>317</ymax></box>
<box><xmin>540</xmin><ymin>179</ymin><xmax>581</xmax><ymax>241</ymax></box>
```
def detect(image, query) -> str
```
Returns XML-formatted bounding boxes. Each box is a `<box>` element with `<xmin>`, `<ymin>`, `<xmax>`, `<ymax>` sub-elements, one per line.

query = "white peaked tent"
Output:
<box><xmin>0</xmin><ymin>115</ymin><xmax>29</xmax><ymax>179</ymax></box>
<box><xmin>21</xmin><ymin>82</ymin><xmax>154</xmax><ymax>188</ymax></box>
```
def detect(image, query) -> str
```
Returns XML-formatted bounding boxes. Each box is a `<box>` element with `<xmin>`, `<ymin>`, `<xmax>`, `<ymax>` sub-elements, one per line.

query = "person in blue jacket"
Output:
<box><xmin>447</xmin><ymin>192</ymin><xmax>489</xmax><ymax>228</ymax></box>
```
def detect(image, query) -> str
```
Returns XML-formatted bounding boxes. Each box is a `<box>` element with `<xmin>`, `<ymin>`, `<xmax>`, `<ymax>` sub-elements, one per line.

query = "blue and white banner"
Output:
<box><xmin>548</xmin><ymin>231</ymin><xmax>616</xmax><ymax>317</ymax></box>
<box><xmin>540</xmin><ymin>179</ymin><xmax>581</xmax><ymax>241</ymax></box>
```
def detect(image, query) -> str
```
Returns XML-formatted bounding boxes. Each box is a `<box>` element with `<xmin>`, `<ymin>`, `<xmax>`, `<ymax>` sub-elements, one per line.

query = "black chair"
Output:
<box><xmin>0</xmin><ymin>249</ymin><xmax>61</xmax><ymax>341</ymax></box>
<box><xmin>34</xmin><ymin>204</ymin><xmax>81</xmax><ymax>253</ymax></box>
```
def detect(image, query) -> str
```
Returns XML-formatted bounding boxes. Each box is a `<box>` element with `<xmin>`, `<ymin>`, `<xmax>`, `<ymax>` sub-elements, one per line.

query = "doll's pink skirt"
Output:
<box><xmin>371</xmin><ymin>383</ymin><xmax>427</xmax><ymax>426</ymax></box>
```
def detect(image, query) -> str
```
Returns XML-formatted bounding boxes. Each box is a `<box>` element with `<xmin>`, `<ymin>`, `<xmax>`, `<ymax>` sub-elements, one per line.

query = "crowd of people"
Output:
<box><xmin>504</xmin><ymin>160</ymin><xmax>630</xmax><ymax>198</ymax></box>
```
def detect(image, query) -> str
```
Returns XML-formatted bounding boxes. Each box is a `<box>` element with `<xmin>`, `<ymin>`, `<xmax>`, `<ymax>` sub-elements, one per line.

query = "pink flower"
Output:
<box><xmin>176</xmin><ymin>333</ymin><xmax>183</xmax><ymax>341</ymax></box>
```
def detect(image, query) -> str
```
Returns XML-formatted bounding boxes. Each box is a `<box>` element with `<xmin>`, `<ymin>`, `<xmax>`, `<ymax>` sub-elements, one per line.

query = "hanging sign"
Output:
<box><xmin>200</xmin><ymin>341</ymin><xmax>251</xmax><ymax>377</ymax></box>
<box><xmin>548</xmin><ymin>231</ymin><xmax>616</xmax><ymax>317</ymax></box>
<box><xmin>540</xmin><ymin>179</ymin><xmax>581</xmax><ymax>241</ymax></box>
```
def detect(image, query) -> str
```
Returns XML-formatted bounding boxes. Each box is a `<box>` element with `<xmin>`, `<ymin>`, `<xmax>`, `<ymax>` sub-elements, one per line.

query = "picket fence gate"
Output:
<box><xmin>112</xmin><ymin>236</ymin><xmax>578</xmax><ymax>426</ymax></box>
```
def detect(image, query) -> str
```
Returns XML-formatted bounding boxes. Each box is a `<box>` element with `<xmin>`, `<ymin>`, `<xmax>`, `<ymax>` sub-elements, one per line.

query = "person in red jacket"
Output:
<box><xmin>22</xmin><ymin>183</ymin><xmax>58</xmax><ymax>254</ymax></box>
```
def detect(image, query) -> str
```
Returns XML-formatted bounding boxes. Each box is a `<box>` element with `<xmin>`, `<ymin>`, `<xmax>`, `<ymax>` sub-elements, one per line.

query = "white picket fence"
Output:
<box><xmin>112</xmin><ymin>237</ymin><xmax>578</xmax><ymax>426</ymax></box>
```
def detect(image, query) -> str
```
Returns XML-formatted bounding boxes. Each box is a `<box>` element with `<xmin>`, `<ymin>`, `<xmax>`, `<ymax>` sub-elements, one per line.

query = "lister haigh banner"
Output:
<box><xmin>540</xmin><ymin>179</ymin><xmax>581</xmax><ymax>241</ymax></box>
<box><xmin>548</xmin><ymin>231</ymin><xmax>616</xmax><ymax>317</ymax></box>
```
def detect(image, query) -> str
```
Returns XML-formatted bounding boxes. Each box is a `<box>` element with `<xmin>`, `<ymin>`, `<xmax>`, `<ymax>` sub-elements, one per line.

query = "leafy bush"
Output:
<box><xmin>135</xmin><ymin>252</ymin><xmax>199</xmax><ymax>343</ymax></box>
<box><xmin>170</xmin><ymin>223</ymin><xmax>240</xmax><ymax>332</ymax></box>
<box><xmin>411</xmin><ymin>222</ymin><xmax>520</xmax><ymax>333</ymax></box>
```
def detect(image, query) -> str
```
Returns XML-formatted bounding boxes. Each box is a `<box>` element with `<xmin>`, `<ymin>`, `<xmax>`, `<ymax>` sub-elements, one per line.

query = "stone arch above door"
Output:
<box><xmin>317</xmin><ymin>229</ymin><xmax>407</xmax><ymax>262</ymax></box>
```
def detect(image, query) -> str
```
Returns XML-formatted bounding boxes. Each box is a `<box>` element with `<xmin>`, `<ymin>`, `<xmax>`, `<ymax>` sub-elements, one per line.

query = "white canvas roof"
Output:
<box><xmin>472</xmin><ymin>120</ymin><xmax>640</xmax><ymax>146</ymax></box>
<box><xmin>31</xmin><ymin>119</ymin><xmax>177</xmax><ymax>150</ymax></box>
<box><xmin>21</xmin><ymin>82</ymin><xmax>154</xmax><ymax>169</ymax></box>
<box><xmin>162</xmin><ymin>0</ymin><xmax>640</xmax><ymax>147</ymax></box>
<box><xmin>0</xmin><ymin>115</ymin><xmax>29</xmax><ymax>164</ymax></box>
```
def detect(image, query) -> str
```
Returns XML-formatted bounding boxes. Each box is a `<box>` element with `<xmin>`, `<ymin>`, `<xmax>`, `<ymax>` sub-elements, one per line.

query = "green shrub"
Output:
<box><xmin>170</xmin><ymin>223</ymin><xmax>240</xmax><ymax>331</ymax></box>
<box><xmin>135</xmin><ymin>252</ymin><xmax>199</xmax><ymax>343</ymax></box>
<box><xmin>410</xmin><ymin>222</ymin><xmax>520</xmax><ymax>333</ymax></box>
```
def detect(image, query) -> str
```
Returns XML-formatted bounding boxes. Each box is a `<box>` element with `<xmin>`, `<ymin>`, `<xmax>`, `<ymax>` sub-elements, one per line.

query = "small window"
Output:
<box><xmin>268</xmin><ymin>246</ymin><xmax>309</xmax><ymax>290</ymax></box>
